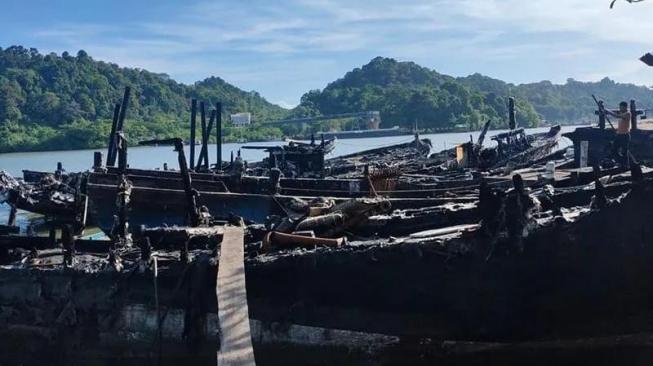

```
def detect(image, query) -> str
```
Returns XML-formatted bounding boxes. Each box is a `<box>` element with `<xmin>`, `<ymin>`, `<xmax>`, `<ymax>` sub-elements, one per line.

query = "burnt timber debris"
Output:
<box><xmin>3</xmin><ymin>90</ymin><xmax>653</xmax><ymax>365</ymax></box>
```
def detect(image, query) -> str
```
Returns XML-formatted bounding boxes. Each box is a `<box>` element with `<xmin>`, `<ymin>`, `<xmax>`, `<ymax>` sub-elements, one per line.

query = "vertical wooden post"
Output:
<box><xmin>198</xmin><ymin>102</ymin><xmax>207</xmax><ymax>171</ymax></box>
<box><xmin>107</xmin><ymin>103</ymin><xmax>121</xmax><ymax>165</ymax></box>
<box><xmin>62</xmin><ymin>225</ymin><xmax>74</xmax><ymax>267</ymax></box>
<box><xmin>190</xmin><ymin>99</ymin><xmax>197</xmax><ymax>169</ymax></box>
<box><xmin>117</xmin><ymin>133</ymin><xmax>128</xmax><ymax>173</ymax></box>
<box><xmin>508</xmin><ymin>97</ymin><xmax>516</xmax><ymax>130</ymax></box>
<box><xmin>579</xmin><ymin>140</ymin><xmax>589</xmax><ymax>168</ymax></box>
<box><xmin>116</xmin><ymin>174</ymin><xmax>131</xmax><ymax>239</ymax></box>
<box><xmin>116</xmin><ymin>86</ymin><xmax>131</xmax><ymax>133</ymax></box>
<box><xmin>48</xmin><ymin>226</ymin><xmax>57</xmax><ymax>246</ymax></box>
<box><xmin>207</xmin><ymin>110</ymin><xmax>216</xmax><ymax>169</ymax></box>
<box><xmin>216</xmin><ymin>102</ymin><xmax>223</xmax><ymax>171</ymax></box>
<box><xmin>7</xmin><ymin>206</ymin><xmax>17</xmax><ymax>226</ymax></box>
<box><xmin>173</xmin><ymin>139</ymin><xmax>200</xmax><ymax>226</ymax></box>
<box><xmin>93</xmin><ymin>151</ymin><xmax>104</xmax><ymax>170</ymax></box>
<box><xmin>197</xmin><ymin>109</ymin><xmax>216</xmax><ymax>170</ymax></box>
<box><xmin>598</xmin><ymin>101</ymin><xmax>606</xmax><ymax>130</ymax></box>
<box><xmin>630</xmin><ymin>99</ymin><xmax>638</xmax><ymax>130</ymax></box>
<box><xmin>108</xmin><ymin>87</ymin><xmax>131</xmax><ymax>166</ymax></box>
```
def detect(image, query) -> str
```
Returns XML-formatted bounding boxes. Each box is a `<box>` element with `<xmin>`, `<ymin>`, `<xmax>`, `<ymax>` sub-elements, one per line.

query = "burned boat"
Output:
<box><xmin>12</xmin><ymin>148</ymin><xmax>636</xmax><ymax>235</ymax></box>
<box><xmin>248</xmin><ymin>176</ymin><xmax>653</xmax><ymax>343</ymax></box>
<box><xmin>455</xmin><ymin>124</ymin><xmax>562</xmax><ymax>170</ymax></box>
<box><xmin>15</xmin><ymin>91</ymin><xmax>564</xmax><ymax>230</ymax></box>
<box><xmin>1</xmin><ymin>168</ymin><xmax>653</xmax><ymax>365</ymax></box>
<box><xmin>325</xmin><ymin>134</ymin><xmax>433</xmax><ymax>177</ymax></box>
<box><xmin>244</xmin><ymin>136</ymin><xmax>336</xmax><ymax>178</ymax></box>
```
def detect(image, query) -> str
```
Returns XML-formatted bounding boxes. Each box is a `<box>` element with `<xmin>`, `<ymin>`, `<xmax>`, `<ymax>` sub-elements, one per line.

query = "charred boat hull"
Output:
<box><xmin>247</xmin><ymin>181</ymin><xmax>653</xmax><ymax>341</ymax></box>
<box><xmin>1</xmin><ymin>181</ymin><xmax>653</xmax><ymax>366</ymax></box>
<box><xmin>85</xmin><ymin>183</ymin><xmax>285</xmax><ymax>230</ymax></box>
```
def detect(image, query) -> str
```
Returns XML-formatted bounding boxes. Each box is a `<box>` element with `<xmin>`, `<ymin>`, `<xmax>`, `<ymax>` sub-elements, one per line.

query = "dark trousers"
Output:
<box><xmin>612</xmin><ymin>133</ymin><xmax>630</xmax><ymax>167</ymax></box>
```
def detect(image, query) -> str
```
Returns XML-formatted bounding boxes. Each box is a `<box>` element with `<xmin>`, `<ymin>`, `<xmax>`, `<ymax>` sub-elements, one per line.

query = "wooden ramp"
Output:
<box><xmin>216</xmin><ymin>226</ymin><xmax>256</xmax><ymax>366</ymax></box>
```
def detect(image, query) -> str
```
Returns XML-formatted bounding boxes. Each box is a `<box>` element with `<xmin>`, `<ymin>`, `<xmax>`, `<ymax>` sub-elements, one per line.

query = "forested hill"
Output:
<box><xmin>293</xmin><ymin>57</ymin><xmax>541</xmax><ymax>131</ymax></box>
<box><xmin>0</xmin><ymin>46</ymin><xmax>288</xmax><ymax>153</ymax></box>
<box><xmin>295</xmin><ymin>57</ymin><xmax>653</xmax><ymax>131</ymax></box>
<box><xmin>2</xmin><ymin>47</ymin><xmax>653</xmax><ymax>154</ymax></box>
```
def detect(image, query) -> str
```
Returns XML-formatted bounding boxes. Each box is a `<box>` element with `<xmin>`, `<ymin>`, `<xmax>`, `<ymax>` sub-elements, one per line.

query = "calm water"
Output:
<box><xmin>0</xmin><ymin>126</ymin><xmax>576</xmax><ymax>229</ymax></box>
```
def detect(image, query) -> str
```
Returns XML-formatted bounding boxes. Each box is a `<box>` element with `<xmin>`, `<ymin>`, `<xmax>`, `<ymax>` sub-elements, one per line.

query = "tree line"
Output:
<box><xmin>295</xmin><ymin>57</ymin><xmax>653</xmax><ymax>132</ymax></box>
<box><xmin>0</xmin><ymin>46</ymin><xmax>288</xmax><ymax>152</ymax></box>
<box><xmin>1</xmin><ymin>48</ymin><xmax>652</xmax><ymax>153</ymax></box>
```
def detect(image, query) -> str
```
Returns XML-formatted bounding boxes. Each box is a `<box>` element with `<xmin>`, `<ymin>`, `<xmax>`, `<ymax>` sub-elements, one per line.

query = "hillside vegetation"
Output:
<box><xmin>296</xmin><ymin>57</ymin><xmax>653</xmax><ymax>131</ymax></box>
<box><xmin>0</xmin><ymin>46</ymin><xmax>288</xmax><ymax>152</ymax></box>
<box><xmin>1</xmin><ymin>47</ymin><xmax>652</xmax><ymax>153</ymax></box>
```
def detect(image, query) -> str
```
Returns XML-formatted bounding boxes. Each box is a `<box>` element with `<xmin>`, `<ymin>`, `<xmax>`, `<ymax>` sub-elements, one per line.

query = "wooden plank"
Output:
<box><xmin>216</xmin><ymin>226</ymin><xmax>256</xmax><ymax>366</ymax></box>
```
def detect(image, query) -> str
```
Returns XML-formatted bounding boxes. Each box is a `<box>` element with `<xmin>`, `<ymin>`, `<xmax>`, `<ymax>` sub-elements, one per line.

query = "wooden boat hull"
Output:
<box><xmin>246</xmin><ymin>181</ymin><xmax>653</xmax><ymax>341</ymax></box>
<box><xmin>565</xmin><ymin>127</ymin><xmax>653</xmax><ymax>166</ymax></box>
<box><xmin>84</xmin><ymin>181</ymin><xmax>479</xmax><ymax>233</ymax></box>
<box><xmin>85</xmin><ymin>183</ymin><xmax>285</xmax><ymax>231</ymax></box>
<box><xmin>1</xmin><ymin>182</ymin><xmax>653</xmax><ymax>366</ymax></box>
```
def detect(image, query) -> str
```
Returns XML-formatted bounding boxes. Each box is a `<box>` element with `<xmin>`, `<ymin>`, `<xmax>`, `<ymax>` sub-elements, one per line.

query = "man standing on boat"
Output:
<box><xmin>605</xmin><ymin>101</ymin><xmax>631</xmax><ymax>167</ymax></box>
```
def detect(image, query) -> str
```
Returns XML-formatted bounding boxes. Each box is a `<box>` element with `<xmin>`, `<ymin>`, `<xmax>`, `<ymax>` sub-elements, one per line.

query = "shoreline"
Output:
<box><xmin>0</xmin><ymin>124</ymin><xmax>585</xmax><ymax>156</ymax></box>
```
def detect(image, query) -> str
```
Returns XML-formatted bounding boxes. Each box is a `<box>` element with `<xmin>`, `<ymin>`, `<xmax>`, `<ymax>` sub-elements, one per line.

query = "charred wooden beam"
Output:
<box><xmin>108</xmin><ymin>87</ymin><xmax>131</xmax><ymax>166</ymax></box>
<box><xmin>106</xmin><ymin>103</ymin><xmax>121</xmax><ymax>167</ymax></box>
<box><xmin>0</xmin><ymin>235</ymin><xmax>52</xmax><ymax>250</ymax></box>
<box><xmin>508</xmin><ymin>97</ymin><xmax>516</xmax><ymax>130</ymax></box>
<box><xmin>630</xmin><ymin>99</ymin><xmax>640</xmax><ymax>130</ymax></box>
<box><xmin>205</xmin><ymin>109</ymin><xmax>215</xmax><ymax>169</ymax></box>
<box><xmin>198</xmin><ymin>101</ymin><xmax>207</xmax><ymax>171</ymax></box>
<box><xmin>93</xmin><ymin>151</ymin><xmax>104</xmax><ymax>170</ymax></box>
<box><xmin>137</xmin><ymin>226</ymin><xmax>224</xmax><ymax>249</ymax></box>
<box><xmin>477</xmin><ymin>119</ymin><xmax>492</xmax><ymax>146</ymax></box>
<box><xmin>62</xmin><ymin>225</ymin><xmax>74</xmax><ymax>266</ymax></box>
<box><xmin>262</xmin><ymin>231</ymin><xmax>346</xmax><ymax>251</ymax></box>
<box><xmin>0</xmin><ymin>225</ymin><xmax>19</xmax><ymax>235</ymax></box>
<box><xmin>139</xmin><ymin>138</ymin><xmax>201</xmax><ymax>226</ymax></box>
<box><xmin>216</xmin><ymin>102</ymin><xmax>223</xmax><ymax>171</ymax></box>
<box><xmin>197</xmin><ymin>109</ymin><xmax>216</xmax><ymax>171</ymax></box>
<box><xmin>112</xmin><ymin>174</ymin><xmax>132</xmax><ymax>241</ymax></box>
<box><xmin>116</xmin><ymin>132</ymin><xmax>128</xmax><ymax>173</ymax></box>
<box><xmin>598</xmin><ymin>100</ymin><xmax>607</xmax><ymax>130</ymax></box>
<box><xmin>116</xmin><ymin>87</ymin><xmax>131</xmax><ymax>133</ymax></box>
<box><xmin>190</xmin><ymin>99</ymin><xmax>198</xmax><ymax>169</ymax></box>
<box><xmin>7</xmin><ymin>206</ymin><xmax>16</xmax><ymax>227</ymax></box>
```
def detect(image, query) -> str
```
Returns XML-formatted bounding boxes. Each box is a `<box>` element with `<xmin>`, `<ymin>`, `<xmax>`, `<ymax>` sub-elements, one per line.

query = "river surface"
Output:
<box><xmin>0</xmin><ymin>126</ymin><xmax>577</xmax><ymax>229</ymax></box>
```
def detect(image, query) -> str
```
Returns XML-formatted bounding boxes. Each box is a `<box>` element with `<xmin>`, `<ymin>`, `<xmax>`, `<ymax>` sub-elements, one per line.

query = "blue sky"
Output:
<box><xmin>1</xmin><ymin>0</ymin><xmax>651</xmax><ymax>108</ymax></box>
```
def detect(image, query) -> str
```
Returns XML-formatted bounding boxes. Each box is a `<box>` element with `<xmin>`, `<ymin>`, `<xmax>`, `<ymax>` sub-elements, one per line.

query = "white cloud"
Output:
<box><xmin>580</xmin><ymin>59</ymin><xmax>652</xmax><ymax>85</ymax></box>
<box><xmin>26</xmin><ymin>0</ymin><xmax>653</xmax><ymax>104</ymax></box>
<box><xmin>454</xmin><ymin>0</ymin><xmax>653</xmax><ymax>44</ymax></box>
